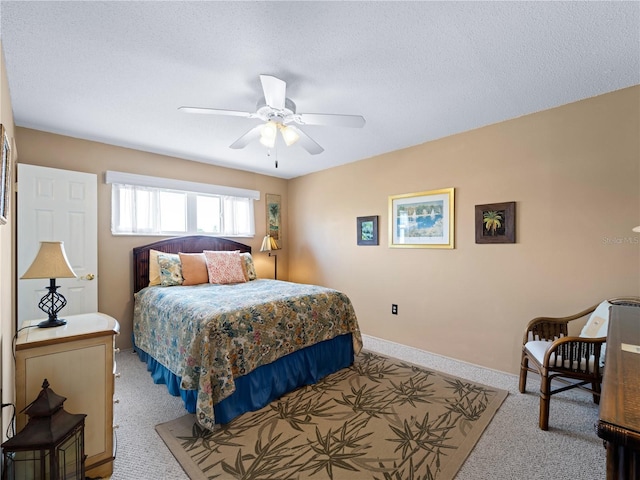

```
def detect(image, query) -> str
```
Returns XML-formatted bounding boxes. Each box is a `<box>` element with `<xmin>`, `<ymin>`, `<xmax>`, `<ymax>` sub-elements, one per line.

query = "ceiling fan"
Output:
<box><xmin>179</xmin><ymin>75</ymin><xmax>366</xmax><ymax>155</ymax></box>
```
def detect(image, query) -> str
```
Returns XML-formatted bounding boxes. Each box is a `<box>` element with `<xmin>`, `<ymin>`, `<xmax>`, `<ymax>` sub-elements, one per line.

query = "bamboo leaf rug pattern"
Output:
<box><xmin>156</xmin><ymin>351</ymin><xmax>508</xmax><ymax>480</ymax></box>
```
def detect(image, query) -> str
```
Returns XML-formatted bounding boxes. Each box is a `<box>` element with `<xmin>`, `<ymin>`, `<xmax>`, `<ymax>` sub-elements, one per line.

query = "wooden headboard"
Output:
<box><xmin>132</xmin><ymin>235</ymin><xmax>252</xmax><ymax>293</ymax></box>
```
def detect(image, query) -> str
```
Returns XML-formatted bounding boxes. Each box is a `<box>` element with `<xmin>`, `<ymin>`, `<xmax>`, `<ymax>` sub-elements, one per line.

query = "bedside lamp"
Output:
<box><xmin>260</xmin><ymin>234</ymin><xmax>281</xmax><ymax>279</ymax></box>
<box><xmin>20</xmin><ymin>241</ymin><xmax>77</xmax><ymax>328</ymax></box>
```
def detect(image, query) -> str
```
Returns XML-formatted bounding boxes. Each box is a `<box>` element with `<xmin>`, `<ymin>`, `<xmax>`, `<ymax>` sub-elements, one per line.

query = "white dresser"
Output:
<box><xmin>15</xmin><ymin>312</ymin><xmax>120</xmax><ymax>478</ymax></box>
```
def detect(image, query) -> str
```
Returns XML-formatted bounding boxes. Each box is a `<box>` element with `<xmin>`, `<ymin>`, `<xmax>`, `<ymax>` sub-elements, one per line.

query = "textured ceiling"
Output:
<box><xmin>1</xmin><ymin>1</ymin><xmax>638</xmax><ymax>179</ymax></box>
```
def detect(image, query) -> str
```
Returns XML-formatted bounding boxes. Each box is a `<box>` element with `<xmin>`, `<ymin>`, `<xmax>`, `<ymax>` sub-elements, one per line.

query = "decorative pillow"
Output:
<box><xmin>580</xmin><ymin>301</ymin><xmax>612</xmax><ymax>338</ymax></box>
<box><xmin>204</xmin><ymin>250</ymin><xmax>247</xmax><ymax>285</ymax></box>
<box><xmin>179</xmin><ymin>252</ymin><xmax>209</xmax><ymax>286</ymax></box>
<box><xmin>240</xmin><ymin>252</ymin><xmax>257</xmax><ymax>281</ymax></box>
<box><xmin>157</xmin><ymin>253</ymin><xmax>183</xmax><ymax>286</ymax></box>
<box><xmin>148</xmin><ymin>249</ymin><xmax>163</xmax><ymax>286</ymax></box>
<box><xmin>580</xmin><ymin>300</ymin><xmax>612</xmax><ymax>366</ymax></box>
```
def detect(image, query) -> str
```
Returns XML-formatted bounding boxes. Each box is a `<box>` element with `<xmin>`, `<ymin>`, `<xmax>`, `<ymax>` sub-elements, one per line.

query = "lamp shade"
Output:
<box><xmin>260</xmin><ymin>235</ymin><xmax>280</xmax><ymax>252</ymax></box>
<box><xmin>21</xmin><ymin>242</ymin><xmax>77</xmax><ymax>280</ymax></box>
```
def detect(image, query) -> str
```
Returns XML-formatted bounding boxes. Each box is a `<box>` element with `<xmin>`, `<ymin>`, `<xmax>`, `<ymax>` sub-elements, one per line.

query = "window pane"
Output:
<box><xmin>110</xmin><ymin>183</ymin><xmax>255</xmax><ymax>236</ymax></box>
<box><xmin>135</xmin><ymin>189</ymin><xmax>154</xmax><ymax>231</ymax></box>
<box><xmin>159</xmin><ymin>191</ymin><xmax>186</xmax><ymax>232</ymax></box>
<box><xmin>234</xmin><ymin>198</ymin><xmax>250</xmax><ymax>235</ymax></box>
<box><xmin>115</xmin><ymin>185</ymin><xmax>133</xmax><ymax>232</ymax></box>
<box><xmin>196</xmin><ymin>195</ymin><xmax>221</xmax><ymax>233</ymax></box>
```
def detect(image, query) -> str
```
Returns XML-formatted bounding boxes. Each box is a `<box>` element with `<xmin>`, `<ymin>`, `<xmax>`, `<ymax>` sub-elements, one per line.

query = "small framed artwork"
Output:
<box><xmin>389</xmin><ymin>188</ymin><xmax>455</xmax><ymax>248</ymax></box>
<box><xmin>266</xmin><ymin>193</ymin><xmax>281</xmax><ymax>241</ymax></box>
<box><xmin>0</xmin><ymin>125</ymin><xmax>11</xmax><ymax>225</ymax></box>
<box><xmin>357</xmin><ymin>215</ymin><xmax>379</xmax><ymax>246</ymax></box>
<box><xmin>475</xmin><ymin>201</ymin><xmax>516</xmax><ymax>244</ymax></box>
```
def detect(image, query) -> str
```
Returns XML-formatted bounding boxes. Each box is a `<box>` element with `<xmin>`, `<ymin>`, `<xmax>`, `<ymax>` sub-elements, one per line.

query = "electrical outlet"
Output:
<box><xmin>391</xmin><ymin>304</ymin><xmax>398</xmax><ymax>315</ymax></box>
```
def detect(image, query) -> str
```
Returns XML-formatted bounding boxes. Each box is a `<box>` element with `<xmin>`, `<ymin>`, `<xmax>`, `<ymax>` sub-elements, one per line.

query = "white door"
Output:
<box><xmin>18</xmin><ymin>164</ymin><xmax>98</xmax><ymax>326</ymax></box>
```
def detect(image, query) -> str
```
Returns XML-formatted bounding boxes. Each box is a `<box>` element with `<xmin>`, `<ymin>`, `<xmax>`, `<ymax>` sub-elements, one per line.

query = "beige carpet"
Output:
<box><xmin>156</xmin><ymin>351</ymin><xmax>508</xmax><ymax>480</ymax></box>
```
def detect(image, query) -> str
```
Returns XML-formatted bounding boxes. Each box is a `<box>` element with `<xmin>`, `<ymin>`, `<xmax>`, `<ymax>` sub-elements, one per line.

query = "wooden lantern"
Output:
<box><xmin>2</xmin><ymin>379</ymin><xmax>86</xmax><ymax>480</ymax></box>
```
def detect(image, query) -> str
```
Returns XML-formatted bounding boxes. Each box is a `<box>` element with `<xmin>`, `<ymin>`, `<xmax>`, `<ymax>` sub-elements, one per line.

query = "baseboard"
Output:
<box><xmin>361</xmin><ymin>333</ymin><xmax>518</xmax><ymax>378</ymax></box>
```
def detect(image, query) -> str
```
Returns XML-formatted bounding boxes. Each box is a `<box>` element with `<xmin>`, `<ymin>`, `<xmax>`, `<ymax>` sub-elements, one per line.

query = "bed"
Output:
<box><xmin>132</xmin><ymin>235</ymin><xmax>362</xmax><ymax>430</ymax></box>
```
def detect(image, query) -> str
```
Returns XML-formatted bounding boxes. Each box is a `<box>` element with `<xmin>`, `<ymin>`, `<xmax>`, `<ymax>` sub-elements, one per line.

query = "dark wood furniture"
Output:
<box><xmin>596</xmin><ymin>304</ymin><xmax>640</xmax><ymax>480</ymax></box>
<box><xmin>131</xmin><ymin>235</ymin><xmax>360</xmax><ymax>428</ymax></box>
<box><xmin>132</xmin><ymin>235</ymin><xmax>251</xmax><ymax>293</ymax></box>
<box><xmin>519</xmin><ymin>297</ymin><xmax>640</xmax><ymax>430</ymax></box>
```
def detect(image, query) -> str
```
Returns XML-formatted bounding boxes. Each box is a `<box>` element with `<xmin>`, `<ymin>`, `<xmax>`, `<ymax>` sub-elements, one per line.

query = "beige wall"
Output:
<box><xmin>0</xmin><ymin>41</ymin><xmax>17</xmax><ymax>441</ymax></box>
<box><xmin>15</xmin><ymin>129</ymin><xmax>288</xmax><ymax>349</ymax></box>
<box><xmin>8</xmin><ymin>84</ymin><xmax>640</xmax><ymax>383</ymax></box>
<box><xmin>289</xmin><ymin>86</ymin><xmax>640</xmax><ymax>375</ymax></box>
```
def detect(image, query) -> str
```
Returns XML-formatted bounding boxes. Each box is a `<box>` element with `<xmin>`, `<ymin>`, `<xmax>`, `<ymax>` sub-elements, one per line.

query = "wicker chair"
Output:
<box><xmin>519</xmin><ymin>297</ymin><xmax>640</xmax><ymax>430</ymax></box>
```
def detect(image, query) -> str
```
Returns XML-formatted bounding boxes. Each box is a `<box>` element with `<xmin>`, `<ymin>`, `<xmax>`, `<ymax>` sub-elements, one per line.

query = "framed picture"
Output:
<box><xmin>357</xmin><ymin>215</ymin><xmax>378</xmax><ymax>246</ymax></box>
<box><xmin>266</xmin><ymin>193</ymin><xmax>281</xmax><ymax>241</ymax></box>
<box><xmin>0</xmin><ymin>125</ymin><xmax>11</xmax><ymax>225</ymax></box>
<box><xmin>475</xmin><ymin>201</ymin><xmax>516</xmax><ymax>244</ymax></box>
<box><xmin>389</xmin><ymin>188</ymin><xmax>455</xmax><ymax>248</ymax></box>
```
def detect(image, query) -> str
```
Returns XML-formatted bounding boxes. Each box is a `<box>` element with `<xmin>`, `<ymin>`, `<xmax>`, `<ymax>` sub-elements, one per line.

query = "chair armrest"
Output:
<box><xmin>522</xmin><ymin>304</ymin><xmax>598</xmax><ymax>344</ymax></box>
<box><xmin>543</xmin><ymin>336</ymin><xmax>605</xmax><ymax>373</ymax></box>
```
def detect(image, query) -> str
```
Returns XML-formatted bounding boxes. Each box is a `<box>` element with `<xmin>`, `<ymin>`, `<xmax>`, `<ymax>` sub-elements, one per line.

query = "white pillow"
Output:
<box><xmin>579</xmin><ymin>300</ymin><xmax>611</xmax><ymax>338</ymax></box>
<box><xmin>148</xmin><ymin>249</ymin><xmax>162</xmax><ymax>286</ymax></box>
<box><xmin>580</xmin><ymin>300</ymin><xmax>612</xmax><ymax>367</ymax></box>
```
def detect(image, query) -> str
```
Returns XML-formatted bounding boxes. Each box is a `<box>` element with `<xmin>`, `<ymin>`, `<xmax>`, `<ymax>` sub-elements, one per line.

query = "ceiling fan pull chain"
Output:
<box><xmin>266</xmin><ymin>148</ymin><xmax>278</xmax><ymax>168</ymax></box>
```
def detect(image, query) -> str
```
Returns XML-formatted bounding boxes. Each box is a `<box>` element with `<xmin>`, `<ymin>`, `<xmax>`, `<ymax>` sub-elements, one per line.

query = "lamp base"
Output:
<box><xmin>36</xmin><ymin>280</ymin><xmax>68</xmax><ymax>328</ymax></box>
<box><xmin>37</xmin><ymin>318</ymin><xmax>67</xmax><ymax>328</ymax></box>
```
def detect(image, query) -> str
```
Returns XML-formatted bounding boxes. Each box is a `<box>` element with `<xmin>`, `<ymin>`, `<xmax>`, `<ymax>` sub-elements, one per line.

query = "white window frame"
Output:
<box><xmin>105</xmin><ymin>171</ymin><xmax>259</xmax><ymax>237</ymax></box>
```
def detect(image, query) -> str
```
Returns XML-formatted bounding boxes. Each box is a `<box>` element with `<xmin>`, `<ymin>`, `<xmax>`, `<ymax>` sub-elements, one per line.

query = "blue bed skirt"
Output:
<box><xmin>134</xmin><ymin>333</ymin><xmax>354</xmax><ymax>424</ymax></box>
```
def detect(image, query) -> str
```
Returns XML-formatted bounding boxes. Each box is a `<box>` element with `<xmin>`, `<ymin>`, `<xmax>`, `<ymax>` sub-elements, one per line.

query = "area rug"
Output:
<box><xmin>156</xmin><ymin>350</ymin><xmax>508</xmax><ymax>480</ymax></box>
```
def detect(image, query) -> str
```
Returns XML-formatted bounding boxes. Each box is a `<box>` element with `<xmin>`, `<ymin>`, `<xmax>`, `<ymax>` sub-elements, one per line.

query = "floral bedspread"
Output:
<box><xmin>133</xmin><ymin>279</ymin><xmax>362</xmax><ymax>429</ymax></box>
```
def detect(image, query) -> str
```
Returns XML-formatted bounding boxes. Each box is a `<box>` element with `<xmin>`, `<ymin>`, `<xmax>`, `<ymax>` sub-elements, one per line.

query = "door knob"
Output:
<box><xmin>82</xmin><ymin>273</ymin><xmax>95</xmax><ymax>281</ymax></box>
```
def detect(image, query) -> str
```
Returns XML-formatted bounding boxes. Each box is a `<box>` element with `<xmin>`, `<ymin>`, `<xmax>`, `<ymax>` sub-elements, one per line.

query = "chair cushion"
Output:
<box><xmin>524</xmin><ymin>340</ymin><xmax>553</xmax><ymax>364</ymax></box>
<box><xmin>525</xmin><ymin>340</ymin><xmax>596</xmax><ymax>371</ymax></box>
<box><xmin>579</xmin><ymin>300</ymin><xmax>611</xmax><ymax>338</ymax></box>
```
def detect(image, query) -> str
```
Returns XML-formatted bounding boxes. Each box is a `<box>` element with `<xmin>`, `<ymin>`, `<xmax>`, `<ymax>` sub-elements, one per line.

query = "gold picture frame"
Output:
<box><xmin>389</xmin><ymin>188</ymin><xmax>455</xmax><ymax>248</ymax></box>
<box><xmin>0</xmin><ymin>125</ymin><xmax>11</xmax><ymax>225</ymax></box>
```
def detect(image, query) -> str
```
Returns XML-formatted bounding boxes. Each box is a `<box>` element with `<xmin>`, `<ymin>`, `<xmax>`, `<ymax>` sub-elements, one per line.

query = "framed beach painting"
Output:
<box><xmin>389</xmin><ymin>188</ymin><xmax>455</xmax><ymax>248</ymax></box>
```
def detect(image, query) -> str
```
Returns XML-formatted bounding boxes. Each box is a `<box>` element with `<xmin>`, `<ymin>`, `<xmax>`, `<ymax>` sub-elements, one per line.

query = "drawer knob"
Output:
<box><xmin>114</xmin><ymin>348</ymin><xmax>121</xmax><ymax>354</ymax></box>
<box><xmin>114</xmin><ymin>372</ymin><xmax>121</xmax><ymax>379</ymax></box>
<box><xmin>114</xmin><ymin>398</ymin><xmax>120</xmax><ymax>404</ymax></box>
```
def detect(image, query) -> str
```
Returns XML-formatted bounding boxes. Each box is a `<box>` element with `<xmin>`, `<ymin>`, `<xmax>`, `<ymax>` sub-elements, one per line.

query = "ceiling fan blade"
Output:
<box><xmin>296</xmin><ymin>113</ymin><xmax>366</xmax><ymax>128</ymax></box>
<box><xmin>178</xmin><ymin>106</ymin><xmax>254</xmax><ymax>118</ymax></box>
<box><xmin>229</xmin><ymin>125</ymin><xmax>263</xmax><ymax>149</ymax></box>
<box><xmin>260</xmin><ymin>75</ymin><xmax>286</xmax><ymax>110</ymax></box>
<box><xmin>289</xmin><ymin>126</ymin><xmax>324</xmax><ymax>155</ymax></box>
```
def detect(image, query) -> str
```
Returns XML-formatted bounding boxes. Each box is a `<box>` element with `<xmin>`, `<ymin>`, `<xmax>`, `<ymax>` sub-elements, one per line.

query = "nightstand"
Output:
<box><xmin>15</xmin><ymin>312</ymin><xmax>120</xmax><ymax>478</ymax></box>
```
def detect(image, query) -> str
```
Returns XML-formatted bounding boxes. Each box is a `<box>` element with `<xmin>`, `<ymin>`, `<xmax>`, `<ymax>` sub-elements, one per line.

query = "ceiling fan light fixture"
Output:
<box><xmin>259</xmin><ymin>121</ymin><xmax>278</xmax><ymax>148</ymax></box>
<box><xmin>259</xmin><ymin>134</ymin><xmax>276</xmax><ymax>148</ymax></box>
<box><xmin>280</xmin><ymin>125</ymin><xmax>300</xmax><ymax>146</ymax></box>
<box><xmin>182</xmin><ymin>74</ymin><xmax>365</xmax><ymax>156</ymax></box>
